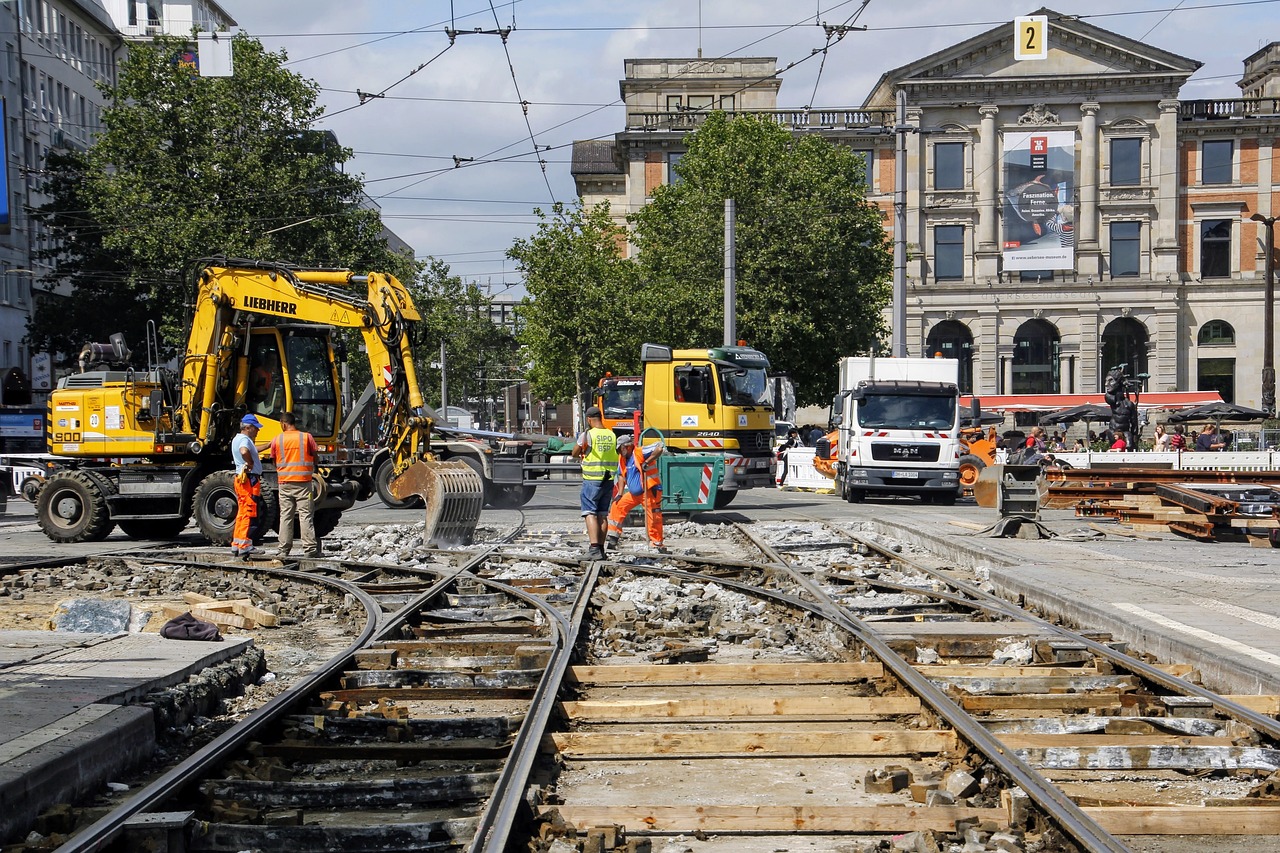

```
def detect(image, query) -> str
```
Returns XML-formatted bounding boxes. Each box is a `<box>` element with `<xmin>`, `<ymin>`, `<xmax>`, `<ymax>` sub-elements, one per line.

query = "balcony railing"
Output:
<box><xmin>626</xmin><ymin>108</ymin><xmax>895</xmax><ymax>132</ymax></box>
<box><xmin>1180</xmin><ymin>98</ymin><xmax>1280</xmax><ymax>120</ymax></box>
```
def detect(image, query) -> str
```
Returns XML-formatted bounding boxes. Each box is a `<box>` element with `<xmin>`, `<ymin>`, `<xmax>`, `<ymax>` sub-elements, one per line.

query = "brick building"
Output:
<box><xmin>571</xmin><ymin>9</ymin><xmax>1280</xmax><ymax>410</ymax></box>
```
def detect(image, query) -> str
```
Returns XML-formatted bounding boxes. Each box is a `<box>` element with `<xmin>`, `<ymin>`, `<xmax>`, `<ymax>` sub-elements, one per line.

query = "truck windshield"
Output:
<box><xmin>284</xmin><ymin>334</ymin><xmax>338</xmax><ymax>436</ymax></box>
<box><xmin>601</xmin><ymin>383</ymin><xmax>642</xmax><ymax>417</ymax></box>
<box><xmin>857</xmin><ymin>394</ymin><xmax>957</xmax><ymax>430</ymax></box>
<box><xmin>718</xmin><ymin>366</ymin><xmax>773</xmax><ymax>407</ymax></box>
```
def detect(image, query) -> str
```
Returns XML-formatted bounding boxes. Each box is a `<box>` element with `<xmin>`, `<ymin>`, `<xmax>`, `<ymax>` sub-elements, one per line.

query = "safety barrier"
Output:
<box><xmin>1050</xmin><ymin>450</ymin><xmax>1280</xmax><ymax>471</ymax></box>
<box><xmin>777</xmin><ymin>447</ymin><xmax>834</xmax><ymax>491</ymax></box>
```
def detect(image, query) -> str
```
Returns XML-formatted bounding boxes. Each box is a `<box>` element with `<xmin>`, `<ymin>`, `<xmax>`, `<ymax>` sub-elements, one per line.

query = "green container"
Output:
<box><xmin>658</xmin><ymin>452</ymin><xmax>722</xmax><ymax>512</ymax></box>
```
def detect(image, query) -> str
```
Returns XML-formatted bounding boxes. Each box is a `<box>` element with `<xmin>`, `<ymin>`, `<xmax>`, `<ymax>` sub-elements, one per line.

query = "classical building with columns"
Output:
<box><xmin>571</xmin><ymin>11</ymin><xmax>1280</xmax><ymax>410</ymax></box>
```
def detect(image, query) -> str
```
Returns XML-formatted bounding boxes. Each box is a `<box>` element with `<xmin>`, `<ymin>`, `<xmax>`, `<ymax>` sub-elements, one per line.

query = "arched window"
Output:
<box><xmin>925</xmin><ymin>320</ymin><xmax>974</xmax><ymax>393</ymax></box>
<box><xmin>1198</xmin><ymin>320</ymin><xmax>1235</xmax><ymax>345</ymax></box>
<box><xmin>1012</xmin><ymin>319</ymin><xmax>1060</xmax><ymax>395</ymax></box>
<box><xmin>1101</xmin><ymin>317</ymin><xmax>1149</xmax><ymax>386</ymax></box>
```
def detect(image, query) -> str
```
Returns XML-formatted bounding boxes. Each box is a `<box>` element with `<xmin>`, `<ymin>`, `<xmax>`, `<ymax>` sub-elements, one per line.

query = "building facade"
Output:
<box><xmin>572</xmin><ymin>11</ymin><xmax>1280</xmax><ymax>410</ymax></box>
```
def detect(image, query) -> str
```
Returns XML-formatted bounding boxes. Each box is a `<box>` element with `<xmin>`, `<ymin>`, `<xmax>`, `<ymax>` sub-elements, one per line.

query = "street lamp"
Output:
<box><xmin>1252</xmin><ymin>213</ymin><xmax>1277</xmax><ymax>417</ymax></box>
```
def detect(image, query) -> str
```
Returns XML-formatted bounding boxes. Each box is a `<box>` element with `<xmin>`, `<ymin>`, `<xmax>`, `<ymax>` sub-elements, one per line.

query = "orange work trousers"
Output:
<box><xmin>607</xmin><ymin>487</ymin><xmax>663</xmax><ymax>546</ymax></box>
<box><xmin>232</xmin><ymin>474</ymin><xmax>264</xmax><ymax>556</ymax></box>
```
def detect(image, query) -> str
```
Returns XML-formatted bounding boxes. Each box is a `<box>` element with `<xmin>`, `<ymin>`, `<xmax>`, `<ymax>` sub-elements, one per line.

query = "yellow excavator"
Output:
<box><xmin>37</xmin><ymin>260</ymin><xmax>483</xmax><ymax>547</ymax></box>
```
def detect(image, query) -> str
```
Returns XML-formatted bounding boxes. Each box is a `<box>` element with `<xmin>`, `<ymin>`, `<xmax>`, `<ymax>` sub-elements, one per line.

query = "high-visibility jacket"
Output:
<box><xmin>580</xmin><ymin>428</ymin><xmax>618</xmax><ymax>481</ymax></box>
<box><xmin>616</xmin><ymin>445</ymin><xmax>661</xmax><ymax>495</ymax></box>
<box><xmin>270</xmin><ymin>430</ymin><xmax>317</xmax><ymax>484</ymax></box>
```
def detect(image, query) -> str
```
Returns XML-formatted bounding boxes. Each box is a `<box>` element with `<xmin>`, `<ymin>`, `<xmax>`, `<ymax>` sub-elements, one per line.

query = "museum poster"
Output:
<box><xmin>1002</xmin><ymin>129</ymin><xmax>1075</xmax><ymax>271</ymax></box>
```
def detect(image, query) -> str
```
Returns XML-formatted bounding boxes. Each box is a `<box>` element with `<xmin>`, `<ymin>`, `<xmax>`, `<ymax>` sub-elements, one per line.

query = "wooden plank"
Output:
<box><xmin>1017</xmin><ymin>744</ymin><xmax>1280</xmax><ymax>771</ymax></box>
<box><xmin>917</xmin><ymin>665</ymin><xmax>1098</xmax><ymax>677</ymax></box>
<box><xmin>1085</xmin><ymin>806</ymin><xmax>1280</xmax><ymax>834</ymax></box>
<box><xmin>1225</xmin><ymin>695</ymin><xmax>1280</xmax><ymax>714</ymax></box>
<box><xmin>961</xmin><ymin>693</ymin><xmax>1126</xmax><ymax>712</ymax></box>
<box><xmin>560</xmin><ymin>696</ymin><xmax>922</xmax><ymax>721</ymax></box>
<box><xmin>162</xmin><ymin>604</ymin><xmax>253</xmax><ymax>629</ymax></box>
<box><xmin>322</xmin><ymin>687</ymin><xmax>535</xmax><ymax>702</ymax></box>
<box><xmin>568</xmin><ymin>663</ymin><xmax>882</xmax><ymax>686</ymax></box>
<box><xmin>538</xmin><ymin>804</ymin><xmax>1007</xmax><ymax>833</ymax></box>
<box><xmin>934</xmin><ymin>675</ymin><xmax>1141</xmax><ymax>694</ymax></box>
<box><xmin>546</xmin><ymin>729</ymin><xmax>957</xmax><ymax>758</ymax></box>
<box><xmin>1000</xmin><ymin>734</ymin><xmax>1235</xmax><ymax>748</ymax></box>
<box><xmin>231</xmin><ymin>601</ymin><xmax>278</xmax><ymax>627</ymax></box>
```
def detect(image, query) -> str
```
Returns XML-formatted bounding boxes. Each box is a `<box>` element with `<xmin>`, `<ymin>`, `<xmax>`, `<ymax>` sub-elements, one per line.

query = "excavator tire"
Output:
<box><xmin>387</xmin><ymin>458</ymin><xmax>485</xmax><ymax>547</ymax></box>
<box><xmin>194</xmin><ymin>471</ymin><xmax>279</xmax><ymax>546</ymax></box>
<box><xmin>375</xmin><ymin>456</ymin><xmax>423</xmax><ymax>509</ymax></box>
<box><xmin>37</xmin><ymin>470</ymin><xmax>116</xmax><ymax>543</ymax></box>
<box><xmin>712</xmin><ymin>489</ymin><xmax>737</xmax><ymax>509</ymax></box>
<box><xmin>118</xmin><ymin>518</ymin><xmax>190</xmax><ymax>540</ymax></box>
<box><xmin>957</xmin><ymin>454</ymin><xmax>987</xmax><ymax>491</ymax></box>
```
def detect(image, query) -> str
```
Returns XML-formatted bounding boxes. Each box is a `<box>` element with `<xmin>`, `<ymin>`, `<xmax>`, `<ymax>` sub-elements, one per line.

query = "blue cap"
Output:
<box><xmin>241</xmin><ymin>414</ymin><xmax>263</xmax><ymax>428</ymax></box>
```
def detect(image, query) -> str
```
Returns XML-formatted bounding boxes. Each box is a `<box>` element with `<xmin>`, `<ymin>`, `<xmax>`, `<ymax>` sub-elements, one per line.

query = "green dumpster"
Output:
<box><xmin>658</xmin><ymin>452</ymin><xmax>723</xmax><ymax>513</ymax></box>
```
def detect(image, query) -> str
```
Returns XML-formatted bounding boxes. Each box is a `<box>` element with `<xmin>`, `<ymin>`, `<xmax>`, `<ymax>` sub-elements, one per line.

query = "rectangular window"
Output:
<box><xmin>1110</xmin><ymin>221</ymin><xmax>1141</xmax><ymax>277</ymax></box>
<box><xmin>934</xmin><ymin>225</ymin><xmax>964</xmax><ymax>280</ymax></box>
<box><xmin>935</xmin><ymin>142</ymin><xmax>964</xmax><ymax>190</ymax></box>
<box><xmin>718</xmin><ymin>94</ymin><xmax>734</xmax><ymax>111</ymax></box>
<box><xmin>854</xmin><ymin>150</ymin><xmax>874</xmax><ymax>189</ymax></box>
<box><xmin>1202</xmin><ymin>140</ymin><xmax>1233</xmax><ymax>185</ymax></box>
<box><xmin>1110</xmin><ymin>138</ymin><xmax>1141</xmax><ymax>186</ymax></box>
<box><xmin>1200</xmin><ymin>219</ymin><xmax>1232</xmax><ymax>278</ymax></box>
<box><xmin>666</xmin><ymin>95</ymin><xmax>682</xmax><ymax>111</ymax></box>
<box><xmin>687</xmin><ymin>95</ymin><xmax>713</xmax><ymax>112</ymax></box>
<box><xmin>667</xmin><ymin>151</ymin><xmax>683</xmax><ymax>185</ymax></box>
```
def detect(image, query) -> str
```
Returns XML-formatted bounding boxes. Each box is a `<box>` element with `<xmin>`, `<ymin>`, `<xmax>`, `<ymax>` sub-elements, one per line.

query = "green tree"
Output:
<box><xmin>28</xmin><ymin>34</ymin><xmax>409</xmax><ymax>362</ymax></box>
<box><xmin>508</xmin><ymin>201</ymin><xmax>639</xmax><ymax>405</ymax></box>
<box><xmin>629</xmin><ymin>112</ymin><xmax>891</xmax><ymax>405</ymax></box>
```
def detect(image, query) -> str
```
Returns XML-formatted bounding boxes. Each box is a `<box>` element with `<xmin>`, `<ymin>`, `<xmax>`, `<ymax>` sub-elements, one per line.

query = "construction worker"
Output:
<box><xmin>606</xmin><ymin>431</ymin><xmax>665</xmax><ymax>551</ymax></box>
<box><xmin>231</xmin><ymin>413</ymin><xmax>264</xmax><ymax>560</ymax></box>
<box><xmin>572</xmin><ymin>405</ymin><xmax>618</xmax><ymax>560</ymax></box>
<box><xmin>269</xmin><ymin>411</ymin><xmax>320</xmax><ymax>558</ymax></box>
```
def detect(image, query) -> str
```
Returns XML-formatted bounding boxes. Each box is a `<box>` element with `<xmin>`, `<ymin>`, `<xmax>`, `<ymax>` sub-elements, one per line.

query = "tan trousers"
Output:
<box><xmin>276</xmin><ymin>481</ymin><xmax>317</xmax><ymax>555</ymax></box>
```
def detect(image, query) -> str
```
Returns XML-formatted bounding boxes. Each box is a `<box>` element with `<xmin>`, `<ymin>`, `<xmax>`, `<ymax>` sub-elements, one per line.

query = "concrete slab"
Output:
<box><xmin>0</xmin><ymin>630</ymin><xmax>252</xmax><ymax>845</ymax></box>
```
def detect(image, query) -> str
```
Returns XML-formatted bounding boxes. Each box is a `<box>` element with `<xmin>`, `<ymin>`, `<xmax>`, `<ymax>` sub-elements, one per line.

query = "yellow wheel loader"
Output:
<box><xmin>38</xmin><ymin>260</ymin><xmax>484</xmax><ymax>548</ymax></box>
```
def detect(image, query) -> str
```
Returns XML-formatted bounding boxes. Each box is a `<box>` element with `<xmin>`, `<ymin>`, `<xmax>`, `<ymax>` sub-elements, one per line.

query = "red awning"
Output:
<box><xmin>957</xmin><ymin>391</ymin><xmax>1224</xmax><ymax>413</ymax></box>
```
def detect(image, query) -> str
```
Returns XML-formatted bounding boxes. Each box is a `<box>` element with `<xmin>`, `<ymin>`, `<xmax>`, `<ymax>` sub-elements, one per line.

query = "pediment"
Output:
<box><xmin>865</xmin><ymin>8</ymin><xmax>1201</xmax><ymax>107</ymax></box>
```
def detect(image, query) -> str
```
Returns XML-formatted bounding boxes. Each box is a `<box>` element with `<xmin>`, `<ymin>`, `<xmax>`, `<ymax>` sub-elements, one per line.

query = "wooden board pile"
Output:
<box><xmin>162</xmin><ymin>591</ymin><xmax>279</xmax><ymax>630</ymax></box>
<box><xmin>1043</xmin><ymin>477</ymin><xmax>1280</xmax><ymax>543</ymax></box>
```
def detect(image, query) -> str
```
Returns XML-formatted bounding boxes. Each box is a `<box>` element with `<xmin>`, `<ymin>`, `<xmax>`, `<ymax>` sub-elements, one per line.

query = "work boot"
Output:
<box><xmin>585</xmin><ymin>544</ymin><xmax>605</xmax><ymax>561</ymax></box>
<box><xmin>605</xmin><ymin>534</ymin><xmax>619</xmax><ymax>551</ymax></box>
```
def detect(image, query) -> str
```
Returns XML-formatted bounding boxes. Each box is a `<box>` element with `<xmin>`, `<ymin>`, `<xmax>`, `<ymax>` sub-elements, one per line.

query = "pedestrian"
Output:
<box><xmin>572</xmin><ymin>405</ymin><xmax>619</xmax><ymax>560</ymax></box>
<box><xmin>606</xmin><ymin>432</ymin><xmax>665</xmax><ymax>551</ymax></box>
<box><xmin>231</xmin><ymin>413</ymin><xmax>265</xmax><ymax>560</ymax></box>
<box><xmin>777</xmin><ymin>428</ymin><xmax>800</xmax><ymax>486</ymax></box>
<box><xmin>268</xmin><ymin>411</ymin><xmax>320</xmax><ymax>558</ymax></box>
<box><xmin>1169</xmin><ymin>423</ymin><xmax>1187</xmax><ymax>450</ymax></box>
<box><xmin>1195</xmin><ymin>423</ymin><xmax>1224</xmax><ymax>451</ymax></box>
<box><xmin>1153</xmin><ymin>423</ymin><xmax>1171</xmax><ymax>451</ymax></box>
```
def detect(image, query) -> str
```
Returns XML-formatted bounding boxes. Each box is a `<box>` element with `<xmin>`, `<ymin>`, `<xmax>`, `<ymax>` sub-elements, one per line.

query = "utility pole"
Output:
<box><xmin>892</xmin><ymin>89</ymin><xmax>907</xmax><ymax>358</ymax></box>
<box><xmin>1253</xmin><ymin>213</ymin><xmax>1277</xmax><ymax>417</ymax></box>
<box><xmin>724</xmin><ymin>198</ymin><xmax>736</xmax><ymax>345</ymax></box>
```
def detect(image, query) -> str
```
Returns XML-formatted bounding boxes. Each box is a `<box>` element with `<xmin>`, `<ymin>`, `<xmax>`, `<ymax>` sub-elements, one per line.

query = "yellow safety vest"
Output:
<box><xmin>581</xmin><ymin>428</ymin><xmax>618</xmax><ymax>481</ymax></box>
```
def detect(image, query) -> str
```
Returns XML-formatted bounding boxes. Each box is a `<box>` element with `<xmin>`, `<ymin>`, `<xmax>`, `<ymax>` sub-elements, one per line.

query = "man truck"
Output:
<box><xmin>832</xmin><ymin>356</ymin><xmax>964</xmax><ymax>505</ymax></box>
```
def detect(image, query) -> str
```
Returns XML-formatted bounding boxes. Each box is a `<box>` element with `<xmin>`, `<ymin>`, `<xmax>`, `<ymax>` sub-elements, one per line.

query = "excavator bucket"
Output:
<box><xmin>387</xmin><ymin>459</ymin><xmax>486</xmax><ymax>547</ymax></box>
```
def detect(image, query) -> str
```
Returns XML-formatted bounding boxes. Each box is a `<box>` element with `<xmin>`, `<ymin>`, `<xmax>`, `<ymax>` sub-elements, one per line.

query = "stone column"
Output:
<box><xmin>1077</xmin><ymin>103</ymin><xmax>1101</xmax><ymax>277</ymax></box>
<box><xmin>1153</xmin><ymin>100</ymin><xmax>1181</xmax><ymax>276</ymax></box>
<box><xmin>978</xmin><ymin>105</ymin><xmax>999</xmax><ymax>251</ymax></box>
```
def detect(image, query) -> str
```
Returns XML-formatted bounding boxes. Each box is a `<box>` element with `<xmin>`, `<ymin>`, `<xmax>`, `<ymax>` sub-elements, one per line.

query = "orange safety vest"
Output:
<box><xmin>616</xmin><ymin>446</ymin><xmax>661</xmax><ymax>493</ymax></box>
<box><xmin>270</xmin><ymin>430</ymin><xmax>317</xmax><ymax>484</ymax></box>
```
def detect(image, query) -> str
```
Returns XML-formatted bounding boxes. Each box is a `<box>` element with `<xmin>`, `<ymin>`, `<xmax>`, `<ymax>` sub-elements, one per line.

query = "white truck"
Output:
<box><xmin>832</xmin><ymin>356</ymin><xmax>965</xmax><ymax>505</ymax></box>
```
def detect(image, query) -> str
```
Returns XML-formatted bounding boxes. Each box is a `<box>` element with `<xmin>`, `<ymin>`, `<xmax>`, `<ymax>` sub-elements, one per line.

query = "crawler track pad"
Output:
<box><xmin>388</xmin><ymin>459</ymin><xmax>485</xmax><ymax>547</ymax></box>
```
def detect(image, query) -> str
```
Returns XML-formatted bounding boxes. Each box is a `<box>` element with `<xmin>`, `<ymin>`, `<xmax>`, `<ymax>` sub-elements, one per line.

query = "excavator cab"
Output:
<box><xmin>242</xmin><ymin>327</ymin><xmax>340</xmax><ymax>442</ymax></box>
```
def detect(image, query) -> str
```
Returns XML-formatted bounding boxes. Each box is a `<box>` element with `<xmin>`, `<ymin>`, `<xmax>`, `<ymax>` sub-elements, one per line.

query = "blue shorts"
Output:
<box><xmin>580</xmin><ymin>477</ymin><xmax>613</xmax><ymax>516</ymax></box>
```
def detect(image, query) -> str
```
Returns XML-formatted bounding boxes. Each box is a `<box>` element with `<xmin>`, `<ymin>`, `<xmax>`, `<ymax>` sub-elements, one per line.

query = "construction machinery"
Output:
<box><xmin>594</xmin><ymin>373</ymin><xmax>643</xmax><ymax>435</ymax></box>
<box><xmin>639</xmin><ymin>342</ymin><xmax>777</xmax><ymax>508</ymax></box>
<box><xmin>38</xmin><ymin>260</ymin><xmax>484</xmax><ymax>547</ymax></box>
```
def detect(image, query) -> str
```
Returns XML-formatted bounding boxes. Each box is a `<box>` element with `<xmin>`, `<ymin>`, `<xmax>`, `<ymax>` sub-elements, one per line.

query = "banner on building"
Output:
<box><xmin>1002</xmin><ymin>129</ymin><xmax>1074</xmax><ymax>271</ymax></box>
<box><xmin>0</xmin><ymin>98</ymin><xmax>8</xmax><ymax>235</ymax></box>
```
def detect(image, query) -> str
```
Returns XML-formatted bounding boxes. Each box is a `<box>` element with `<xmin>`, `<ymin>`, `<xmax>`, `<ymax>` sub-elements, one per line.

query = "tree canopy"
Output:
<box><xmin>28</xmin><ymin>34</ymin><xmax>412</xmax><ymax>362</ymax></box>
<box><xmin>507</xmin><ymin>201</ymin><xmax>640</xmax><ymax>404</ymax></box>
<box><xmin>630</xmin><ymin>112</ymin><xmax>891</xmax><ymax>405</ymax></box>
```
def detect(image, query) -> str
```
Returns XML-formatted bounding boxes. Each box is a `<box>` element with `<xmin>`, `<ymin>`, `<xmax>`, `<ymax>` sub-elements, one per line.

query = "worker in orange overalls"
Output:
<box><xmin>231</xmin><ymin>413</ymin><xmax>265</xmax><ymax>560</ymax></box>
<box><xmin>606</xmin><ymin>432</ymin><xmax>665</xmax><ymax>551</ymax></box>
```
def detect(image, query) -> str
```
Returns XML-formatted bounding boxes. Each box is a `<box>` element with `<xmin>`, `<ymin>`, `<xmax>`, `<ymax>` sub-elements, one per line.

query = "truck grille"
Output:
<box><xmin>869</xmin><ymin>443</ymin><xmax>940</xmax><ymax>463</ymax></box>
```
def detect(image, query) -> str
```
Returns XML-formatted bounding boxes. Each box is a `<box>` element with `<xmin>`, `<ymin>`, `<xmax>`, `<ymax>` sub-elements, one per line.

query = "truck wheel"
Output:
<box><xmin>930</xmin><ymin>492</ymin><xmax>958</xmax><ymax>507</ymax></box>
<box><xmin>37</xmin><ymin>471</ymin><xmax>115</xmax><ymax>543</ymax></box>
<box><xmin>842</xmin><ymin>480</ymin><xmax>865</xmax><ymax>503</ymax></box>
<box><xmin>490</xmin><ymin>485</ymin><xmax>535</xmax><ymax>508</ymax></box>
<box><xmin>315</xmin><ymin>508</ymin><xmax>342</xmax><ymax>538</ymax></box>
<box><xmin>19</xmin><ymin>475</ymin><xmax>44</xmax><ymax>503</ymax></box>
<box><xmin>957</xmin><ymin>454</ymin><xmax>986</xmax><ymax>490</ymax></box>
<box><xmin>118</xmin><ymin>518</ymin><xmax>190</xmax><ymax>540</ymax></box>
<box><xmin>375</xmin><ymin>457</ymin><xmax>423</xmax><ymax>509</ymax></box>
<box><xmin>193</xmin><ymin>471</ymin><xmax>243</xmax><ymax>545</ymax></box>
<box><xmin>713</xmin><ymin>489</ymin><xmax>736</xmax><ymax>509</ymax></box>
<box><xmin>458</xmin><ymin>456</ymin><xmax>492</xmax><ymax>507</ymax></box>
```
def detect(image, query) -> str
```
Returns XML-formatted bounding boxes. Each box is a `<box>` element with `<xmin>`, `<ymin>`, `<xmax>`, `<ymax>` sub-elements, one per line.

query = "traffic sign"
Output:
<box><xmin>1014</xmin><ymin>16</ymin><xmax>1048</xmax><ymax>61</ymax></box>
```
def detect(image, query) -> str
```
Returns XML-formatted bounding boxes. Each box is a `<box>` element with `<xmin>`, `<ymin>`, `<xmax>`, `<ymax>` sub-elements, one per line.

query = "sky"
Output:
<box><xmin>216</xmin><ymin>0</ymin><xmax>1276</xmax><ymax>298</ymax></box>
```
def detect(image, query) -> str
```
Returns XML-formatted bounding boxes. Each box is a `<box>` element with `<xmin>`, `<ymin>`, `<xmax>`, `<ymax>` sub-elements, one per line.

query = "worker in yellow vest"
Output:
<box><xmin>268</xmin><ymin>411</ymin><xmax>320</xmax><ymax>558</ymax></box>
<box><xmin>572</xmin><ymin>405</ymin><xmax>618</xmax><ymax>561</ymax></box>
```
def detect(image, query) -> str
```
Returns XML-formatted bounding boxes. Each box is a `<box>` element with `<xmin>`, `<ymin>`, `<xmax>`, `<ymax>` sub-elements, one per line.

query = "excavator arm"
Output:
<box><xmin>183</xmin><ymin>261</ymin><xmax>483</xmax><ymax>545</ymax></box>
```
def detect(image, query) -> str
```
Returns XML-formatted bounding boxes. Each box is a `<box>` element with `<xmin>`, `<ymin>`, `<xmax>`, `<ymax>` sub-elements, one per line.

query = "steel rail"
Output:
<box><xmin>54</xmin><ymin>563</ymin><xmax>383</xmax><ymax>853</ymax></box>
<box><xmin>845</xmin><ymin>527</ymin><xmax>1280</xmax><ymax>742</ymax></box>
<box><xmin>467</xmin><ymin>562</ymin><xmax>599</xmax><ymax>853</ymax></box>
<box><xmin>733</xmin><ymin>525</ymin><xmax>1131</xmax><ymax>853</ymax></box>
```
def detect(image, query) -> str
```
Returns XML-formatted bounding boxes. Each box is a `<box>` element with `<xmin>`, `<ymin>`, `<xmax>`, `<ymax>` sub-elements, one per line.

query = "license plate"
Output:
<box><xmin>891</xmin><ymin>470</ymin><xmax>920</xmax><ymax>479</ymax></box>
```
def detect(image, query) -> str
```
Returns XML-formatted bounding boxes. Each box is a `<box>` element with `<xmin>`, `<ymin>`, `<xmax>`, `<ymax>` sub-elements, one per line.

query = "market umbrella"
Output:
<box><xmin>1038</xmin><ymin>403</ymin><xmax>1112</xmax><ymax>426</ymax></box>
<box><xmin>1165</xmin><ymin>402</ymin><xmax>1269</xmax><ymax>425</ymax></box>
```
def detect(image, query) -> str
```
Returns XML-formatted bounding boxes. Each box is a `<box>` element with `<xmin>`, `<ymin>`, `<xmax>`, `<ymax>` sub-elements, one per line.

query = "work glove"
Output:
<box><xmin>234</xmin><ymin>467</ymin><xmax>249</xmax><ymax>486</ymax></box>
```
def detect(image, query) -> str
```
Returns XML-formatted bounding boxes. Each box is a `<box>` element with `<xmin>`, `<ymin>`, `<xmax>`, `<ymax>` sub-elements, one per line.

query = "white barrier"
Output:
<box><xmin>1051</xmin><ymin>450</ymin><xmax>1280</xmax><ymax>471</ymax></box>
<box><xmin>777</xmin><ymin>447</ymin><xmax>834</xmax><ymax>491</ymax></box>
